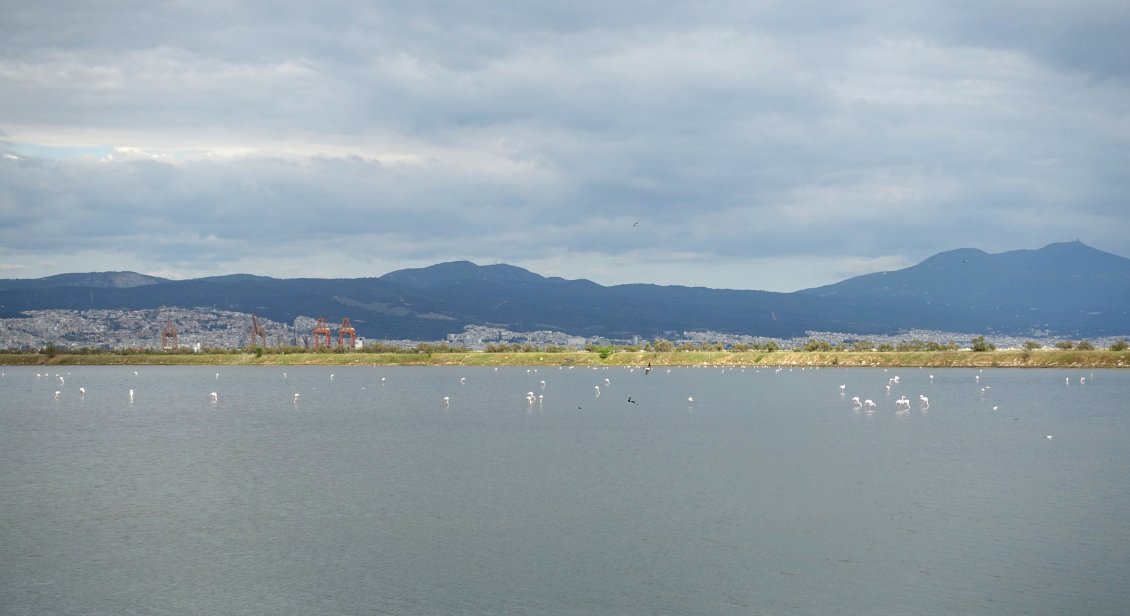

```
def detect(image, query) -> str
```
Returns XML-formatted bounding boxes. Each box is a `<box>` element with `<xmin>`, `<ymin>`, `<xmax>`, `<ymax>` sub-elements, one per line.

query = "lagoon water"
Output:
<box><xmin>2</xmin><ymin>364</ymin><xmax>1129</xmax><ymax>615</ymax></box>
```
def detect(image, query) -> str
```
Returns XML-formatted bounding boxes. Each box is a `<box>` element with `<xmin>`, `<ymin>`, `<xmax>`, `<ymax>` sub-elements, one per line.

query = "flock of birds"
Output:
<box><xmin>13</xmin><ymin>366</ymin><xmax>1097</xmax><ymax>436</ymax></box>
<box><xmin>846</xmin><ymin>373</ymin><xmax>930</xmax><ymax>415</ymax></box>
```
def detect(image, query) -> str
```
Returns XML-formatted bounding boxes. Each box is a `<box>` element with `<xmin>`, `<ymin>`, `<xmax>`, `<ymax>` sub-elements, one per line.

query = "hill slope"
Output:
<box><xmin>1</xmin><ymin>242</ymin><xmax>1127</xmax><ymax>339</ymax></box>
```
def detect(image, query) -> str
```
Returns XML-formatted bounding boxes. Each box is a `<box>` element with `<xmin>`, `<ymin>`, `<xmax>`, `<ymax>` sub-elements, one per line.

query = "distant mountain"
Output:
<box><xmin>1</xmin><ymin>242</ymin><xmax>1127</xmax><ymax>339</ymax></box>
<box><xmin>795</xmin><ymin>241</ymin><xmax>1130</xmax><ymax>335</ymax></box>
<box><xmin>0</xmin><ymin>271</ymin><xmax>167</xmax><ymax>291</ymax></box>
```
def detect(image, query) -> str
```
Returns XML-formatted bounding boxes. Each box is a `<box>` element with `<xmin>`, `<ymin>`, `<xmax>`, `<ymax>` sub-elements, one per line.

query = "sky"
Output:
<box><xmin>2</xmin><ymin>1</ymin><xmax>1128</xmax><ymax>292</ymax></box>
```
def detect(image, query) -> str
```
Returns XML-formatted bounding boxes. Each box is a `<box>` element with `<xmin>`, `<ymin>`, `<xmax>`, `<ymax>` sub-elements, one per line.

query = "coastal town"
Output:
<box><xmin>1</xmin><ymin>307</ymin><xmax>1120</xmax><ymax>353</ymax></box>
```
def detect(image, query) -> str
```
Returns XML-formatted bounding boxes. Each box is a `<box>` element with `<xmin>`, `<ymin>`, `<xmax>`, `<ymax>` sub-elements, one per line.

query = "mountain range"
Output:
<box><xmin>1</xmin><ymin>241</ymin><xmax>1127</xmax><ymax>340</ymax></box>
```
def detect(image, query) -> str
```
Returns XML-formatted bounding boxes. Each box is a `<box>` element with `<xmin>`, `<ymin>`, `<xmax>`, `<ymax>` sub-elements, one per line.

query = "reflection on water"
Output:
<box><xmin>2</xmin><ymin>365</ymin><xmax>1129</xmax><ymax>615</ymax></box>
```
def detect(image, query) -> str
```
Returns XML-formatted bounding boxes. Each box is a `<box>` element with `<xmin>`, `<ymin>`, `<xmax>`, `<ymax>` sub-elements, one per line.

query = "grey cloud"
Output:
<box><xmin>1</xmin><ymin>1</ymin><xmax>1128</xmax><ymax>289</ymax></box>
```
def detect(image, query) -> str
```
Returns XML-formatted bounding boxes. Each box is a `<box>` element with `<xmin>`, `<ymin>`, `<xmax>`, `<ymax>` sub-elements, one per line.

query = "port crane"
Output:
<box><xmin>250</xmin><ymin>314</ymin><xmax>268</xmax><ymax>348</ymax></box>
<box><xmin>338</xmin><ymin>317</ymin><xmax>356</xmax><ymax>349</ymax></box>
<box><xmin>311</xmin><ymin>317</ymin><xmax>332</xmax><ymax>349</ymax></box>
<box><xmin>161</xmin><ymin>320</ymin><xmax>178</xmax><ymax>349</ymax></box>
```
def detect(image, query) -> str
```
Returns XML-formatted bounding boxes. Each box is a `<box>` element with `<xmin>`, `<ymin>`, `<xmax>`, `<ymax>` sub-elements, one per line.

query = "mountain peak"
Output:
<box><xmin>380</xmin><ymin>261</ymin><xmax>544</xmax><ymax>288</ymax></box>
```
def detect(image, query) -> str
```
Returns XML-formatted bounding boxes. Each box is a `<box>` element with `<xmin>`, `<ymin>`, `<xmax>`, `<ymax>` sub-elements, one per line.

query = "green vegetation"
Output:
<box><xmin>4</xmin><ymin>345</ymin><xmax>1128</xmax><ymax>369</ymax></box>
<box><xmin>970</xmin><ymin>336</ymin><xmax>996</xmax><ymax>352</ymax></box>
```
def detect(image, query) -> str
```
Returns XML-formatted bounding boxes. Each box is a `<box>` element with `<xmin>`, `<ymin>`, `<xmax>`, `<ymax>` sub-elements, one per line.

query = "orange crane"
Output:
<box><xmin>311</xmin><ymin>317</ymin><xmax>332</xmax><ymax>349</ymax></box>
<box><xmin>161</xmin><ymin>320</ymin><xmax>178</xmax><ymax>349</ymax></box>
<box><xmin>250</xmin><ymin>314</ymin><xmax>268</xmax><ymax>348</ymax></box>
<box><xmin>338</xmin><ymin>317</ymin><xmax>356</xmax><ymax>349</ymax></box>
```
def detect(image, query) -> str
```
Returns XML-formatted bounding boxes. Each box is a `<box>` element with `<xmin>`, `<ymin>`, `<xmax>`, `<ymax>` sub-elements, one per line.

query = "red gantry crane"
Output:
<box><xmin>250</xmin><ymin>314</ymin><xmax>268</xmax><ymax>348</ymax></box>
<box><xmin>338</xmin><ymin>317</ymin><xmax>356</xmax><ymax>349</ymax></box>
<box><xmin>161</xmin><ymin>320</ymin><xmax>178</xmax><ymax>350</ymax></box>
<box><xmin>311</xmin><ymin>317</ymin><xmax>332</xmax><ymax>349</ymax></box>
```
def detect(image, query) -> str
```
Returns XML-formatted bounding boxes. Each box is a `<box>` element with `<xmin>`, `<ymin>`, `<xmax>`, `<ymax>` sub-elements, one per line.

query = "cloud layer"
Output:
<box><xmin>3</xmin><ymin>1</ymin><xmax>1128</xmax><ymax>290</ymax></box>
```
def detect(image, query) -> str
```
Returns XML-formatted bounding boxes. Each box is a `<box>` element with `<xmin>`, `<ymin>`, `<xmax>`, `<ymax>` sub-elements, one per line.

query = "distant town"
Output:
<box><xmin>1</xmin><ymin>307</ymin><xmax>1123</xmax><ymax>353</ymax></box>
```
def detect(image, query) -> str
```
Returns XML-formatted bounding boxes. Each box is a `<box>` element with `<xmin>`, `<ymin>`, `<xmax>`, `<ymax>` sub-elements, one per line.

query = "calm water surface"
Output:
<box><xmin>2</xmin><ymin>365</ymin><xmax>1128</xmax><ymax>615</ymax></box>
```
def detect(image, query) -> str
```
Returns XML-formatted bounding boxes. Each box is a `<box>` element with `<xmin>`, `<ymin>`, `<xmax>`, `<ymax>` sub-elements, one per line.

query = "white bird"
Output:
<box><xmin>210</xmin><ymin>392</ymin><xmax>218</xmax><ymax>403</ymax></box>
<box><xmin>540</xmin><ymin>380</ymin><xmax>546</xmax><ymax>390</ymax></box>
<box><xmin>79</xmin><ymin>387</ymin><xmax>86</xmax><ymax>397</ymax></box>
<box><xmin>839</xmin><ymin>384</ymin><xmax>846</xmax><ymax>394</ymax></box>
<box><xmin>851</xmin><ymin>396</ymin><xmax>862</xmax><ymax>409</ymax></box>
<box><xmin>129</xmin><ymin>389</ymin><xmax>134</xmax><ymax>403</ymax></box>
<box><xmin>460</xmin><ymin>377</ymin><xmax>466</xmax><ymax>385</ymax></box>
<box><xmin>443</xmin><ymin>396</ymin><xmax>450</xmax><ymax>408</ymax></box>
<box><xmin>864</xmin><ymin>399</ymin><xmax>876</xmax><ymax>412</ymax></box>
<box><xmin>895</xmin><ymin>396</ymin><xmax>911</xmax><ymax>414</ymax></box>
<box><xmin>293</xmin><ymin>393</ymin><xmax>300</xmax><ymax>403</ymax></box>
<box><xmin>1080</xmin><ymin>377</ymin><xmax>1086</xmax><ymax>385</ymax></box>
<box><xmin>604</xmin><ymin>378</ymin><xmax>610</xmax><ymax>386</ymax></box>
<box><xmin>688</xmin><ymin>396</ymin><xmax>694</xmax><ymax>403</ymax></box>
<box><xmin>919</xmin><ymin>395</ymin><xmax>929</xmax><ymax>410</ymax></box>
<box><xmin>330</xmin><ymin>374</ymin><xmax>334</xmax><ymax>381</ymax></box>
<box><xmin>54</xmin><ymin>390</ymin><xmax>61</xmax><ymax>399</ymax></box>
<box><xmin>594</xmin><ymin>386</ymin><xmax>601</xmax><ymax>397</ymax></box>
<box><xmin>1046</xmin><ymin>435</ymin><xmax>1053</xmax><ymax>439</ymax></box>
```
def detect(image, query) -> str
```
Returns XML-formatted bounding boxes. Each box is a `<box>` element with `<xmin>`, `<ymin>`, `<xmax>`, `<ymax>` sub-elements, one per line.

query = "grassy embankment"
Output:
<box><xmin>3</xmin><ymin>349</ymin><xmax>1127</xmax><ymax>368</ymax></box>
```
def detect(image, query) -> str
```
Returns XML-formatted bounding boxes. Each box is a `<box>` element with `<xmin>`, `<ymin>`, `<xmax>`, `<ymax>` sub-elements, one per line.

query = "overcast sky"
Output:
<box><xmin>2</xmin><ymin>1</ymin><xmax>1128</xmax><ymax>291</ymax></box>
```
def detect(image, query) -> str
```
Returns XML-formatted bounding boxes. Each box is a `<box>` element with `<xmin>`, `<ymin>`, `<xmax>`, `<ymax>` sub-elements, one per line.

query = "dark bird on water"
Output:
<box><xmin>627</xmin><ymin>396</ymin><xmax>638</xmax><ymax>405</ymax></box>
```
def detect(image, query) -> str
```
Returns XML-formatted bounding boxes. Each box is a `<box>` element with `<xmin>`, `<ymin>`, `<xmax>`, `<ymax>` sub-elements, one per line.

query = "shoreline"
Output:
<box><xmin>3</xmin><ymin>349</ymin><xmax>1127</xmax><ymax>368</ymax></box>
